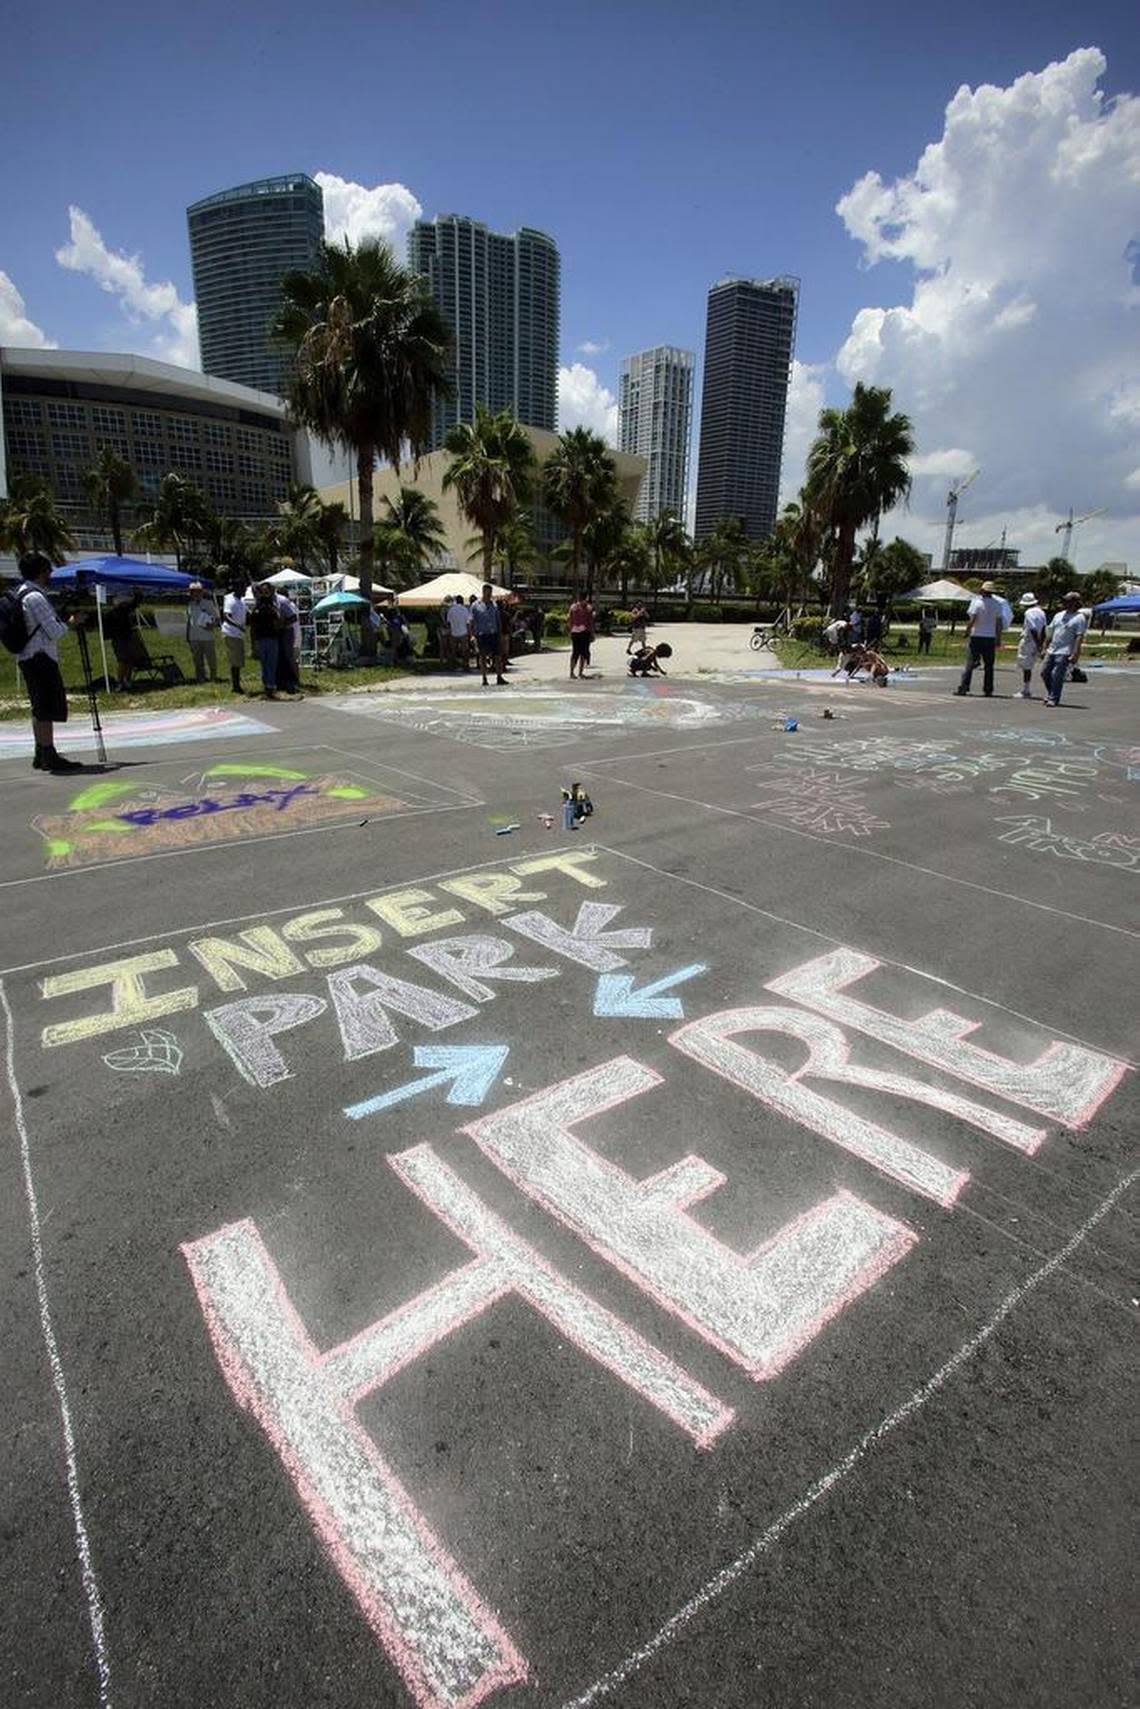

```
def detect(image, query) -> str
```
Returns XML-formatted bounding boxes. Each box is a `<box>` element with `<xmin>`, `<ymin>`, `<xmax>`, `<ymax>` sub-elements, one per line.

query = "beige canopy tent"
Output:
<box><xmin>901</xmin><ymin>577</ymin><xmax>976</xmax><ymax>603</ymax></box>
<box><xmin>397</xmin><ymin>570</ymin><xmax>510</xmax><ymax>607</ymax></box>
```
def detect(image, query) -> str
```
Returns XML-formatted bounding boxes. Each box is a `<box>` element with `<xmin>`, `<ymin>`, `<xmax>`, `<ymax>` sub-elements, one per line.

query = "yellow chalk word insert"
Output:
<box><xmin>365</xmin><ymin>888</ymin><xmax>465</xmax><ymax>938</ymax></box>
<box><xmin>281</xmin><ymin>909</ymin><xmax>385</xmax><ymax>970</ymax></box>
<box><xmin>41</xmin><ymin>950</ymin><xmax>198</xmax><ymax>1047</ymax></box>
<box><xmin>439</xmin><ymin>872</ymin><xmax>548</xmax><ymax>916</ymax></box>
<box><xmin>189</xmin><ymin>928</ymin><xmax>305</xmax><ymax>994</ymax></box>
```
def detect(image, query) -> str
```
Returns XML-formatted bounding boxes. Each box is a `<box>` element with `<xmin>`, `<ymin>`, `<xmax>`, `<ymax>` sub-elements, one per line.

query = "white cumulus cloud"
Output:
<box><xmin>558</xmin><ymin>362</ymin><xmax>618</xmax><ymax>443</ymax></box>
<box><xmin>0</xmin><ymin>271</ymin><xmax>56</xmax><ymax>348</ymax></box>
<box><xmin>778</xmin><ymin>360</ymin><xmax>827</xmax><ymax>507</ymax></box>
<box><xmin>577</xmin><ymin>338</ymin><xmax>609</xmax><ymax>355</ymax></box>
<box><xmin>55</xmin><ymin>207</ymin><xmax>199</xmax><ymax>367</ymax></box>
<box><xmin>833</xmin><ymin>47</ymin><xmax>1140</xmax><ymax>566</ymax></box>
<box><xmin>314</xmin><ymin>172</ymin><xmax>422</xmax><ymax>255</ymax></box>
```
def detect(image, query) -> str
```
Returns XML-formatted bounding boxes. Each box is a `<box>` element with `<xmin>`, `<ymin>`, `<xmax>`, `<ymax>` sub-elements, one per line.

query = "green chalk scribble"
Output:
<box><xmin>68</xmin><ymin>781</ymin><xmax>136</xmax><ymax>810</ymax></box>
<box><xmin>326</xmin><ymin>785</ymin><xmax>371</xmax><ymax>800</ymax></box>
<box><xmin>45</xmin><ymin>839</ymin><xmax>75</xmax><ymax>859</ymax></box>
<box><xmin>203</xmin><ymin>763</ymin><xmax>309</xmax><ymax>780</ymax></box>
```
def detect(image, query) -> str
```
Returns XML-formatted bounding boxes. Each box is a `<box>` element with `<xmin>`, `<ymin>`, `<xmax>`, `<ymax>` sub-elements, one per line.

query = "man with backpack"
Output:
<box><xmin>0</xmin><ymin>552</ymin><xmax>84</xmax><ymax>772</ymax></box>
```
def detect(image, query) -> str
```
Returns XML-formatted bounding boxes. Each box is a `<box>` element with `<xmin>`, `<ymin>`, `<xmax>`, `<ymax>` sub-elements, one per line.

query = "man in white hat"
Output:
<box><xmin>955</xmin><ymin>579</ymin><xmax>1005</xmax><ymax>697</ymax></box>
<box><xmin>1015</xmin><ymin>591</ymin><xmax>1046</xmax><ymax>698</ymax></box>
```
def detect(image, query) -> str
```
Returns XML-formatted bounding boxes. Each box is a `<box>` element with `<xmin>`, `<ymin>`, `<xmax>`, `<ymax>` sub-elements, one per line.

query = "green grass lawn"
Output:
<box><xmin>0</xmin><ymin>620</ymin><xmax>437</xmax><ymax>720</ymax></box>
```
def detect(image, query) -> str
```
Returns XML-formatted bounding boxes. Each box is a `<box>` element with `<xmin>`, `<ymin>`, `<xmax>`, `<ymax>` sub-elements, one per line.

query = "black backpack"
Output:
<box><xmin>0</xmin><ymin>583</ymin><xmax>38</xmax><ymax>655</ymax></box>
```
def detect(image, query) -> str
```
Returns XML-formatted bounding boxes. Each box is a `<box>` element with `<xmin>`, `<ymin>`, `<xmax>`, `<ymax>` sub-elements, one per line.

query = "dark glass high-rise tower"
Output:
<box><xmin>694</xmin><ymin>276</ymin><xmax>798</xmax><ymax>540</ymax></box>
<box><xmin>188</xmin><ymin>175</ymin><xmax>324</xmax><ymax>396</ymax></box>
<box><xmin>408</xmin><ymin>215</ymin><xmax>559</xmax><ymax>448</ymax></box>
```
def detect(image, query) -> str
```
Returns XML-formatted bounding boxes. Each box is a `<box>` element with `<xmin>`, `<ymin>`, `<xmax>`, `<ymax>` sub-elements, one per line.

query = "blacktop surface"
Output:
<box><xmin>2</xmin><ymin>632</ymin><xmax>1137</xmax><ymax>1709</ymax></box>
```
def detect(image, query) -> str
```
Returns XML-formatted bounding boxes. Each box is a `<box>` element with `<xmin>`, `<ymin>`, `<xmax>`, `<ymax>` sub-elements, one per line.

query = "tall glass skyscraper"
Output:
<box><xmin>408</xmin><ymin>215</ymin><xmax>559</xmax><ymax>449</ymax></box>
<box><xmin>694</xmin><ymin>276</ymin><xmax>798</xmax><ymax>541</ymax></box>
<box><xmin>188</xmin><ymin>175</ymin><xmax>324</xmax><ymax>397</ymax></box>
<box><xmin>618</xmin><ymin>346</ymin><xmax>694</xmax><ymax>522</ymax></box>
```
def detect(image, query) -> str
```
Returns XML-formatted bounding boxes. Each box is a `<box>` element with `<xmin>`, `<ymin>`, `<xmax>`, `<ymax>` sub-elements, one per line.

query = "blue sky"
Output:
<box><xmin>2</xmin><ymin>1</ymin><xmax>1138</xmax><ymax>564</ymax></box>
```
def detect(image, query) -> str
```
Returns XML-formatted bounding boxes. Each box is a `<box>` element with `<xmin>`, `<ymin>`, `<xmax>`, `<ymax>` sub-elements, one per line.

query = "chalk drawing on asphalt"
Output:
<box><xmin>33</xmin><ymin>768</ymin><xmax>405</xmax><ymax>870</ymax></box>
<box><xmin>994</xmin><ymin>815</ymin><xmax>1140</xmax><ymax>872</ymax></box>
<box><xmin>465</xmin><ymin>1058</ymin><xmax>918</xmax><ymax>1380</ymax></box>
<box><xmin>183</xmin><ymin>1145</ymin><xmax>735</xmax><ymax>1706</ymax></box>
<box><xmin>747</xmin><ymin>768</ymin><xmax>890</xmax><ymax>837</ymax></box>
<box><xmin>0</xmin><ymin>705</ymin><xmax>273</xmax><ymax>760</ymax></box>
<box><xmin>315</xmin><ymin>686</ymin><xmax>773</xmax><ymax>749</ymax></box>
<box><xmin>102</xmin><ymin>1028</ymin><xmax>183</xmax><ymax>1076</ymax></box>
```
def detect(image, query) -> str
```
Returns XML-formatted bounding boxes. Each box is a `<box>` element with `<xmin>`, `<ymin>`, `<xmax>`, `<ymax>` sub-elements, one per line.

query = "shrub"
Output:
<box><xmin>544</xmin><ymin>614</ymin><xmax>566</xmax><ymax>637</ymax></box>
<box><xmin>791</xmin><ymin>615</ymin><xmax>825</xmax><ymax>644</ymax></box>
<box><xmin>691</xmin><ymin>605</ymin><xmax>723</xmax><ymax>622</ymax></box>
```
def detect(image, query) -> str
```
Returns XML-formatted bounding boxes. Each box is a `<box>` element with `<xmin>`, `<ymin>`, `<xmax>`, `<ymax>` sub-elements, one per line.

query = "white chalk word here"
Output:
<box><xmin>184</xmin><ymin>1145</ymin><xmax>731</xmax><ymax>1709</ymax></box>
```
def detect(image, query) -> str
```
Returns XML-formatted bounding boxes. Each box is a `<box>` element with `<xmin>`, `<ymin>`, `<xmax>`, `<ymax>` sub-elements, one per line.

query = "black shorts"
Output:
<box><xmin>19</xmin><ymin>653</ymin><xmax>68</xmax><ymax>723</ymax></box>
<box><xmin>571</xmin><ymin>631</ymin><xmax>591</xmax><ymax>662</ymax></box>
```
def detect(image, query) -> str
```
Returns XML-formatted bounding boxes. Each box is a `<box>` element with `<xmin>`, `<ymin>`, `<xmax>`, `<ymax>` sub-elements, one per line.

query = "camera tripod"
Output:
<box><xmin>74</xmin><ymin>620</ymin><xmax>107</xmax><ymax>766</ymax></box>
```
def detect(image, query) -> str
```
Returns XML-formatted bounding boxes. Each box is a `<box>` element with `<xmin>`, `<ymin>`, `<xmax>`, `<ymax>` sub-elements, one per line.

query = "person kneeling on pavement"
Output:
<box><xmin>628</xmin><ymin>641</ymin><xmax>672</xmax><ymax>677</ymax></box>
<box><xmin>1</xmin><ymin>552</ymin><xmax>85</xmax><ymax>772</ymax></box>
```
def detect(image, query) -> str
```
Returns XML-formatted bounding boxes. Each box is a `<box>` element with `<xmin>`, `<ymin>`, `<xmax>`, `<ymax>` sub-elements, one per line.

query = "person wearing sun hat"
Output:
<box><xmin>955</xmin><ymin>579</ymin><xmax>1005</xmax><ymax>697</ymax></box>
<box><xmin>1015</xmin><ymin>590</ymin><xmax>1046</xmax><ymax>698</ymax></box>
<box><xmin>1041</xmin><ymin>591</ymin><xmax>1087</xmax><ymax>707</ymax></box>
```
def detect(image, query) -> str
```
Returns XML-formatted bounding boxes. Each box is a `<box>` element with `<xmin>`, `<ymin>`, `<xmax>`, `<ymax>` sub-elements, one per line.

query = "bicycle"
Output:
<box><xmin>750</xmin><ymin>608</ymin><xmax>793</xmax><ymax>651</ymax></box>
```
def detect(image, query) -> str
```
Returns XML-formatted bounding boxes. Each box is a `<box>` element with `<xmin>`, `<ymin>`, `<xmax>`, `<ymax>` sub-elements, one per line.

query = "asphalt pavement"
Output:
<box><xmin>2</xmin><ymin>649</ymin><xmax>1136</xmax><ymax>1709</ymax></box>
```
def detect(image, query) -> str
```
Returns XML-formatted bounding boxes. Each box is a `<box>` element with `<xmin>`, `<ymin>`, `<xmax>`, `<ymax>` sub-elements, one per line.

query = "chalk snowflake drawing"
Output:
<box><xmin>103</xmin><ymin>1028</ymin><xmax>184</xmax><ymax>1075</ymax></box>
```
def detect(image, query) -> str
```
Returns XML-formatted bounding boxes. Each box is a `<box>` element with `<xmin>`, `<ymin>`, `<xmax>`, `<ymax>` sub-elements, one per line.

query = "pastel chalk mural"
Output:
<box><xmin>316</xmin><ymin>685</ymin><xmax>772</xmax><ymax>748</ymax></box>
<box><xmin>28</xmin><ymin>757</ymin><xmax>470</xmax><ymax>869</ymax></box>
<box><xmin>15</xmin><ymin>847</ymin><xmax>1132</xmax><ymax>1707</ymax></box>
<box><xmin>0</xmin><ymin>705</ymin><xmax>273</xmax><ymax>760</ymax></box>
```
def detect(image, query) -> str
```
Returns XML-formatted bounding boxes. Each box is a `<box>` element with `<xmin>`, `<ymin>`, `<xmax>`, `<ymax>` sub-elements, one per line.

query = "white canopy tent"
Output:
<box><xmin>901</xmin><ymin>577</ymin><xmax>975</xmax><ymax>603</ymax></box>
<box><xmin>397</xmin><ymin>570</ymin><xmax>510</xmax><ymax>607</ymax></box>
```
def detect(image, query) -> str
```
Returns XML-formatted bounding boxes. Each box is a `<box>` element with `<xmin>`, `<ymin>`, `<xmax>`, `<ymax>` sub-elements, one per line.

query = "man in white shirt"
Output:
<box><xmin>221</xmin><ymin>582</ymin><xmax>249</xmax><ymax>694</ymax></box>
<box><xmin>446</xmin><ymin>594</ymin><xmax>472</xmax><ymax>669</ymax></box>
<box><xmin>1015</xmin><ymin>592</ymin><xmax>1047</xmax><ymax>698</ymax></box>
<box><xmin>11</xmin><ymin>552</ymin><xmax>84</xmax><ymax>772</ymax></box>
<box><xmin>955</xmin><ymin>579</ymin><xmax>1005</xmax><ymax>697</ymax></box>
<box><xmin>1041</xmin><ymin>591</ymin><xmax>1087</xmax><ymax>708</ymax></box>
<box><xmin>185</xmin><ymin>582</ymin><xmax>220</xmax><ymax>683</ymax></box>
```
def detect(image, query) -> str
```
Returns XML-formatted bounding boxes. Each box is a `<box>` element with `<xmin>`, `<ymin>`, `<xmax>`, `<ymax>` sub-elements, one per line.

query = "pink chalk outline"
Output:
<box><xmin>464</xmin><ymin>1058</ymin><xmax>917</xmax><ymax>1384</ymax></box>
<box><xmin>767</xmin><ymin>949</ymin><xmax>1129</xmax><ymax>1131</ymax></box>
<box><xmin>183</xmin><ymin>1220</ymin><xmax>527</xmax><ymax>1709</ymax></box>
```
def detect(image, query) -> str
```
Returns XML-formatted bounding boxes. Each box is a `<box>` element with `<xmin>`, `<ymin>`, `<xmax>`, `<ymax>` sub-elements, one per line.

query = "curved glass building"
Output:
<box><xmin>188</xmin><ymin>175</ymin><xmax>324</xmax><ymax>397</ymax></box>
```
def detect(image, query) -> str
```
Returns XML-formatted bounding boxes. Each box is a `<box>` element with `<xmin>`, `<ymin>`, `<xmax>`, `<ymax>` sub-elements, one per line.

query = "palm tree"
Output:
<box><xmin>804</xmin><ymin>383</ymin><xmax>914</xmax><ymax>614</ymax></box>
<box><xmin>581</xmin><ymin>499</ymin><xmax>629</xmax><ymax>594</ymax></box>
<box><xmin>82</xmin><ymin>448</ymin><xmax>138</xmax><ymax>556</ymax></box>
<box><xmin>314</xmin><ymin>500</ymin><xmax>349</xmax><ymax>579</ymax></box>
<box><xmin>646</xmin><ymin>509</ymin><xmax>689</xmax><ymax>608</ymax></box>
<box><xmin>701</xmin><ymin>516</ymin><xmax>747</xmax><ymax>605</ymax></box>
<box><xmin>269</xmin><ymin>483</ymin><xmax>324</xmax><ymax>571</ymax></box>
<box><xmin>134</xmin><ymin>472</ymin><xmax>208</xmax><ymax>571</ymax></box>
<box><xmin>856</xmin><ymin>535</ymin><xmax>926</xmax><ymax>625</ymax></box>
<box><xmin>0</xmin><ymin>477</ymin><xmax>75</xmax><ymax>564</ymax></box>
<box><xmin>608</xmin><ymin>524</ymin><xmax>652</xmax><ymax>605</ymax></box>
<box><xmin>542</xmin><ymin>427</ymin><xmax>618</xmax><ymax>591</ymax></box>
<box><xmin>272</xmin><ymin>238</ymin><xmax>452</xmax><ymax>641</ymax></box>
<box><xmin>443</xmin><ymin>408</ymin><xmax>535</xmax><ymax>582</ymax></box>
<box><xmin>493</xmin><ymin>512</ymin><xmax>537</xmax><ymax>587</ymax></box>
<box><xmin>200</xmin><ymin>512</ymin><xmax>274</xmax><ymax>585</ymax></box>
<box><xmin>375</xmin><ymin>488</ymin><xmax>445</xmax><ymax>589</ymax></box>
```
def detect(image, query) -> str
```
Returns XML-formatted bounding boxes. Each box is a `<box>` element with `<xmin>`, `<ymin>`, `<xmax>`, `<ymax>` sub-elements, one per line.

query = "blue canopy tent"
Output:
<box><xmin>1091</xmin><ymin>592</ymin><xmax>1140</xmax><ymax>615</ymax></box>
<box><xmin>51</xmin><ymin>555</ymin><xmax>209</xmax><ymax>592</ymax></box>
<box><xmin>51</xmin><ymin>557</ymin><xmax>210</xmax><ymax>689</ymax></box>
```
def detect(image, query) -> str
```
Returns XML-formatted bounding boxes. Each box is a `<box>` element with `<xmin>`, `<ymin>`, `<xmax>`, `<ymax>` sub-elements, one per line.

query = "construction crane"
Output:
<box><xmin>941</xmin><ymin>469</ymin><xmax>979</xmax><ymax>570</ymax></box>
<box><xmin>1054</xmin><ymin>507</ymin><xmax>1106</xmax><ymax>569</ymax></box>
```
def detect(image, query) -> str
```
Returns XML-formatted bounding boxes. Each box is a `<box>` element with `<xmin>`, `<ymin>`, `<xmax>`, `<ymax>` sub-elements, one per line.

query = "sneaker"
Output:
<box><xmin>954</xmin><ymin>688</ymin><xmax>969</xmax><ymax>696</ymax></box>
<box><xmin>495</xmin><ymin>675</ymin><xmax>507</xmax><ymax>685</ymax></box>
<box><xmin>1043</xmin><ymin>699</ymin><xmax>1057</xmax><ymax>708</ymax></box>
<box><xmin>1019</xmin><ymin>687</ymin><xmax>1032</xmax><ymax>699</ymax></box>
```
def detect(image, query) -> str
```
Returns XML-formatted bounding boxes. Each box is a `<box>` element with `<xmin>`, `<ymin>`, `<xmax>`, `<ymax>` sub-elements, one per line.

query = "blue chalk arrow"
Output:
<box><xmin>593</xmin><ymin>962</ymin><xmax>708</xmax><ymax>1020</ymax></box>
<box><xmin>344</xmin><ymin>1044</ymin><xmax>509</xmax><ymax>1120</ymax></box>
